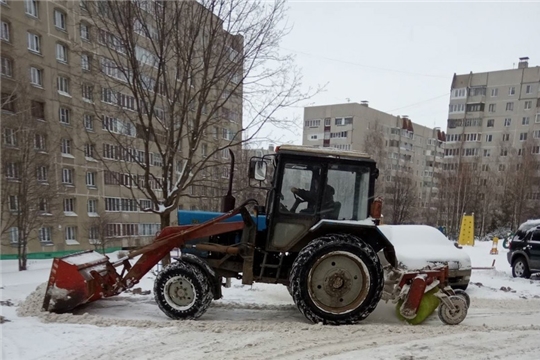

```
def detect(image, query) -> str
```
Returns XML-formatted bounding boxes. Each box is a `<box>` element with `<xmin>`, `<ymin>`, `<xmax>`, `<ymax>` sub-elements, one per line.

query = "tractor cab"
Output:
<box><xmin>249</xmin><ymin>145</ymin><xmax>380</xmax><ymax>253</ymax></box>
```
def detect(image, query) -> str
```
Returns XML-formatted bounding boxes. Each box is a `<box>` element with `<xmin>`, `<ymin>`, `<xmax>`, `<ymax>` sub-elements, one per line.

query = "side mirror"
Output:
<box><xmin>249</xmin><ymin>159</ymin><xmax>267</xmax><ymax>181</ymax></box>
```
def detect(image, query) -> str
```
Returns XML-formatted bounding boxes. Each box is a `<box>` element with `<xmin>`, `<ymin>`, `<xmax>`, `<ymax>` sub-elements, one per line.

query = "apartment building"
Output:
<box><xmin>302</xmin><ymin>102</ymin><xmax>445</xmax><ymax>222</ymax></box>
<box><xmin>445</xmin><ymin>58</ymin><xmax>540</xmax><ymax>189</ymax></box>
<box><xmin>0</xmin><ymin>0</ymin><xmax>242</xmax><ymax>257</ymax></box>
<box><xmin>446</xmin><ymin>58</ymin><xmax>540</xmax><ymax>154</ymax></box>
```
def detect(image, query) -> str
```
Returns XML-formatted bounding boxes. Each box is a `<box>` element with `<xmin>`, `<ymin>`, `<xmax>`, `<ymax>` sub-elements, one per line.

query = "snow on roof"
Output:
<box><xmin>517</xmin><ymin>219</ymin><xmax>540</xmax><ymax>233</ymax></box>
<box><xmin>378</xmin><ymin>225</ymin><xmax>471</xmax><ymax>271</ymax></box>
<box><xmin>277</xmin><ymin>145</ymin><xmax>372</xmax><ymax>160</ymax></box>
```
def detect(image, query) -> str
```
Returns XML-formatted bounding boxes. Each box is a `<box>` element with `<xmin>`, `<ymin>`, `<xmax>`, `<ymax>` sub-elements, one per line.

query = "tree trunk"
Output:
<box><xmin>18</xmin><ymin>240</ymin><xmax>27</xmax><ymax>271</ymax></box>
<box><xmin>160</xmin><ymin>212</ymin><xmax>172</xmax><ymax>267</ymax></box>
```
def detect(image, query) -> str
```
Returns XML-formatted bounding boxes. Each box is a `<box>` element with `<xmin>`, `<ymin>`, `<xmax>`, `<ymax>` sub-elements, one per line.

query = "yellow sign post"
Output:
<box><xmin>458</xmin><ymin>213</ymin><xmax>475</xmax><ymax>246</ymax></box>
<box><xmin>490</xmin><ymin>237</ymin><xmax>499</xmax><ymax>255</ymax></box>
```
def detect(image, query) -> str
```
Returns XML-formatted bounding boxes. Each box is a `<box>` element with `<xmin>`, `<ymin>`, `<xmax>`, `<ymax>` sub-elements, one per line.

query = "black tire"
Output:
<box><xmin>289</xmin><ymin>233</ymin><xmax>384</xmax><ymax>325</ymax></box>
<box><xmin>452</xmin><ymin>284</ymin><xmax>469</xmax><ymax>291</ymax></box>
<box><xmin>154</xmin><ymin>261</ymin><xmax>213</xmax><ymax>320</ymax></box>
<box><xmin>453</xmin><ymin>289</ymin><xmax>470</xmax><ymax>308</ymax></box>
<box><xmin>512</xmin><ymin>257</ymin><xmax>531</xmax><ymax>279</ymax></box>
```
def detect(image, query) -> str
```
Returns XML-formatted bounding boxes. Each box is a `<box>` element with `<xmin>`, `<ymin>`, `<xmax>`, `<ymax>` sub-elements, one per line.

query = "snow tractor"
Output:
<box><xmin>42</xmin><ymin>145</ymin><xmax>468</xmax><ymax>325</ymax></box>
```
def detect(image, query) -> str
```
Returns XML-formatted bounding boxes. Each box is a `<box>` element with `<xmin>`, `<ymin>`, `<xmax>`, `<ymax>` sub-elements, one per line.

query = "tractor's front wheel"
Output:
<box><xmin>289</xmin><ymin>234</ymin><xmax>384</xmax><ymax>325</ymax></box>
<box><xmin>154</xmin><ymin>261</ymin><xmax>213</xmax><ymax>320</ymax></box>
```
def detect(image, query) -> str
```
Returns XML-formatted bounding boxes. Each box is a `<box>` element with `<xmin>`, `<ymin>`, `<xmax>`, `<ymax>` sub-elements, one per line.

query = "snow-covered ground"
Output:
<box><xmin>2</xmin><ymin>241</ymin><xmax>540</xmax><ymax>360</ymax></box>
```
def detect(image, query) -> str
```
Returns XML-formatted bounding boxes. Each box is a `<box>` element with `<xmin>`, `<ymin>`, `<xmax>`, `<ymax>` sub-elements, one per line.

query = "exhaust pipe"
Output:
<box><xmin>221</xmin><ymin>149</ymin><xmax>236</xmax><ymax>212</ymax></box>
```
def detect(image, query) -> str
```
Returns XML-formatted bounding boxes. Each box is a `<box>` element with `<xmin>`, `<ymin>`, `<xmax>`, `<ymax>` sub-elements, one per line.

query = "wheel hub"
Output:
<box><xmin>164</xmin><ymin>276</ymin><xmax>196</xmax><ymax>310</ymax></box>
<box><xmin>308</xmin><ymin>251</ymin><xmax>370</xmax><ymax>314</ymax></box>
<box><xmin>515</xmin><ymin>261</ymin><xmax>524</xmax><ymax>276</ymax></box>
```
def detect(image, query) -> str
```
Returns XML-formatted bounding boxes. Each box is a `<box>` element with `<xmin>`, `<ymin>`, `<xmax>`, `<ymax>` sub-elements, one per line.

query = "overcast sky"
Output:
<box><xmin>265</xmin><ymin>1</ymin><xmax>540</xmax><ymax>145</ymax></box>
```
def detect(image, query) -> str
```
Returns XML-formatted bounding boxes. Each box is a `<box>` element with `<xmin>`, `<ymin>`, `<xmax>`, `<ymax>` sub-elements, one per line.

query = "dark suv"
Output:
<box><xmin>507</xmin><ymin>219</ymin><xmax>540</xmax><ymax>278</ymax></box>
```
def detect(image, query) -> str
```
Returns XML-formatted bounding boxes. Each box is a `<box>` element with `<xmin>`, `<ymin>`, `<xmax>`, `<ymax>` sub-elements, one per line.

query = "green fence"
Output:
<box><xmin>0</xmin><ymin>247</ymin><xmax>123</xmax><ymax>260</ymax></box>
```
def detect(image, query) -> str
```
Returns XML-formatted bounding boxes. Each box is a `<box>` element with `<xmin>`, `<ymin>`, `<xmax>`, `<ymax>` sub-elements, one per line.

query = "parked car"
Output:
<box><xmin>507</xmin><ymin>219</ymin><xmax>540</xmax><ymax>278</ymax></box>
<box><xmin>377</xmin><ymin>225</ymin><xmax>472</xmax><ymax>290</ymax></box>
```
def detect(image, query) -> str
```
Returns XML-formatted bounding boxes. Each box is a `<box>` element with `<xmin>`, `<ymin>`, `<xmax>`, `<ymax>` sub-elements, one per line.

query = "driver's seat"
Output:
<box><xmin>328</xmin><ymin>201</ymin><xmax>341</xmax><ymax>219</ymax></box>
<box><xmin>320</xmin><ymin>201</ymin><xmax>341</xmax><ymax>220</ymax></box>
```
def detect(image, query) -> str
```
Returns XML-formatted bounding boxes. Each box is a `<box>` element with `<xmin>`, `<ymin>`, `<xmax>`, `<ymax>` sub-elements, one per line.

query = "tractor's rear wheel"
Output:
<box><xmin>289</xmin><ymin>234</ymin><xmax>384</xmax><ymax>325</ymax></box>
<box><xmin>154</xmin><ymin>261</ymin><xmax>213</xmax><ymax>320</ymax></box>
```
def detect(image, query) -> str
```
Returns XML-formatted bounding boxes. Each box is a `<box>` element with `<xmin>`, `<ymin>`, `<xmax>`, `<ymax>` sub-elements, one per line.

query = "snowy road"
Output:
<box><xmin>3</xmin><ymin>296</ymin><xmax>540</xmax><ymax>360</ymax></box>
<box><xmin>2</xmin><ymin>241</ymin><xmax>540</xmax><ymax>360</ymax></box>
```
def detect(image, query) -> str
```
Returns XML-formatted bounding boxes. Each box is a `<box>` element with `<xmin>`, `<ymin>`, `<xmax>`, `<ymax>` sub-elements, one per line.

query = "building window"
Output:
<box><xmin>65</xmin><ymin>226</ymin><xmax>77</xmax><ymax>242</ymax></box>
<box><xmin>82</xmin><ymin>84</ymin><xmax>93</xmax><ymax>101</ymax></box>
<box><xmin>485</xmin><ymin>134</ymin><xmax>493</xmax><ymax>142</ymax></box>
<box><xmin>86</xmin><ymin>172</ymin><xmax>96</xmax><ymax>187</ymax></box>
<box><xmin>9</xmin><ymin>195</ymin><xmax>18</xmax><ymax>211</ymax></box>
<box><xmin>335</xmin><ymin>117</ymin><xmax>353</xmax><ymax>126</ymax></box>
<box><xmin>56</xmin><ymin>43</ymin><xmax>68</xmax><ymax>63</ymax></box>
<box><xmin>80</xmin><ymin>23</ymin><xmax>90</xmax><ymax>41</ymax></box>
<box><xmin>59</xmin><ymin>107</ymin><xmax>70</xmax><ymax>124</ymax></box>
<box><xmin>491</xmin><ymin>88</ymin><xmax>498</xmax><ymax>97</ymax></box>
<box><xmin>1</xmin><ymin>56</ymin><xmax>13</xmax><ymax>77</ymax></box>
<box><xmin>305</xmin><ymin>119</ymin><xmax>321</xmax><ymax>128</ymax></box>
<box><xmin>524</xmin><ymin>101</ymin><xmax>532</xmax><ymax>110</ymax></box>
<box><xmin>61</xmin><ymin>138</ymin><xmax>72</xmax><ymax>155</ymax></box>
<box><xmin>499</xmin><ymin>164</ymin><xmax>506</xmax><ymax>172</ymax></box>
<box><xmin>38</xmin><ymin>227</ymin><xmax>52</xmax><ymax>243</ymax></box>
<box><xmin>487</xmin><ymin>119</ymin><xmax>494</xmax><ymax>127</ymax></box>
<box><xmin>31</xmin><ymin>101</ymin><xmax>45</xmax><ymax>120</ymax></box>
<box><xmin>3</xmin><ymin>128</ymin><xmax>17</xmax><ymax>146</ymax></box>
<box><xmin>27</xmin><ymin>32</ymin><xmax>41</xmax><ymax>53</ymax></box>
<box><xmin>508</xmin><ymin>87</ymin><xmax>515</xmax><ymax>96</ymax></box>
<box><xmin>36</xmin><ymin>166</ymin><xmax>48</xmax><ymax>182</ymax></box>
<box><xmin>483</xmin><ymin>149</ymin><xmax>491</xmax><ymax>157</ymax></box>
<box><xmin>57</xmin><ymin>76</ymin><xmax>70</xmax><ymax>94</ymax></box>
<box><xmin>81</xmin><ymin>53</ymin><xmax>90</xmax><ymax>71</ymax></box>
<box><xmin>525</xmin><ymin>85</ymin><xmax>532</xmax><ymax>94</ymax></box>
<box><xmin>63</xmin><ymin>198</ymin><xmax>75</xmax><ymax>213</ymax></box>
<box><xmin>101</xmin><ymin>87</ymin><xmax>117</xmax><ymax>104</ymax></box>
<box><xmin>502</xmin><ymin>134</ymin><xmax>510</xmax><ymax>142</ymax></box>
<box><xmin>452</xmin><ymin>88</ymin><xmax>466</xmax><ymax>98</ymax></box>
<box><xmin>1</xmin><ymin>92</ymin><xmax>15</xmax><ymax>112</ymax></box>
<box><xmin>488</xmin><ymin>104</ymin><xmax>496</xmax><ymax>112</ymax></box>
<box><xmin>449</xmin><ymin>103</ymin><xmax>465</xmax><ymax>113</ymax></box>
<box><xmin>504</xmin><ymin>118</ymin><xmax>511</xmax><ymax>127</ymax></box>
<box><xmin>522</xmin><ymin>117</ymin><xmax>530</xmax><ymax>125</ymax></box>
<box><xmin>29</xmin><ymin>67</ymin><xmax>43</xmax><ymax>86</ymax></box>
<box><xmin>38</xmin><ymin>198</ymin><xmax>49</xmax><ymax>213</ymax></box>
<box><xmin>34</xmin><ymin>133</ymin><xmax>46</xmax><ymax>151</ymax></box>
<box><xmin>6</xmin><ymin>162</ymin><xmax>20</xmax><ymax>179</ymax></box>
<box><xmin>88</xmin><ymin>199</ymin><xmax>97</xmax><ymax>214</ymax></box>
<box><xmin>54</xmin><ymin>9</ymin><xmax>66</xmax><ymax>30</ymax></box>
<box><xmin>1</xmin><ymin>20</ymin><xmax>10</xmax><ymax>42</ymax></box>
<box><xmin>25</xmin><ymin>0</ymin><xmax>38</xmax><ymax>16</ymax></box>
<box><xmin>520</xmin><ymin>133</ymin><xmax>528</xmax><ymax>141</ymax></box>
<box><xmin>506</xmin><ymin>102</ymin><xmax>514</xmax><ymax>111</ymax></box>
<box><xmin>9</xmin><ymin>227</ymin><xmax>19</xmax><ymax>244</ymax></box>
<box><xmin>84</xmin><ymin>114</ymin><xmax>94</xmax><ymax>130</ymax></box>
<box><xmin>84</xmin><ymin>143</ymin><xmax>95</xmax><ymax>158</ymax></box>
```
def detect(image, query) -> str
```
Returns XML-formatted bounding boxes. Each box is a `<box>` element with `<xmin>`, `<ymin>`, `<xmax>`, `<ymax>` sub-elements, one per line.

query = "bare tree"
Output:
<box><xmin>77</xmin><ymin>1</ymin><xmax>317</xmax><ymax>260</ymax></box>
<box><xmin>1</xmin><ymin>76</ymin><xmax>61</xmax><ymax>270</ymax></box>
<box><xmin>495</xmin><ymin>134</ymin><xmax>540</xmax><ymax>228</ymax></box>
<box><xmin>385</xmin><ymin>172</ymin><xmax>419</xmax><ymax>224</ymax></box>
<box><xmin>83</xmin><ymin>209</ymin><xmax>120</xmax><ymax>254</ymax></box>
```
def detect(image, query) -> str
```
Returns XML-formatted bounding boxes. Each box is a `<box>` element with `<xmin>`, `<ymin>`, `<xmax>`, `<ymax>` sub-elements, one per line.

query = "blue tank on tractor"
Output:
<box><xmin>177</xmin><ymin>210</ymin><xmax>267</xmax><ymax>257</ymax></box>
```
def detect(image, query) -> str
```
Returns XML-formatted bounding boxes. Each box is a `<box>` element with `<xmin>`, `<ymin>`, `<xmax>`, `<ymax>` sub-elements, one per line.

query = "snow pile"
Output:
<box><xmin>16</xmin><ymin>282</ymin><xmax>48</xmax><ymax>317</ymax></box>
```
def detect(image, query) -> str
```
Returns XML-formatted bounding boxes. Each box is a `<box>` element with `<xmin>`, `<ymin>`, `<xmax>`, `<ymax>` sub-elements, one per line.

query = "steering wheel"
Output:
<box><xmin>290</xmin><ymin>189</ymin><xmax>306</xmax><ymax>213</ymax></box>
<box><xmin>293</xmin><ymin>191</ymin><xmax>306</xmax><ymax>203</ymax></box>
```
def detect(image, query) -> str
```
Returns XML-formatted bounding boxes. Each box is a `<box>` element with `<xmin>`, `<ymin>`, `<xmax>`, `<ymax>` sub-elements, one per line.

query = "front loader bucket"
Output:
<box><xmin>42</xmin><ymin>250</ymin><xmax>122</xmax><ymax>313</ymax></box>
